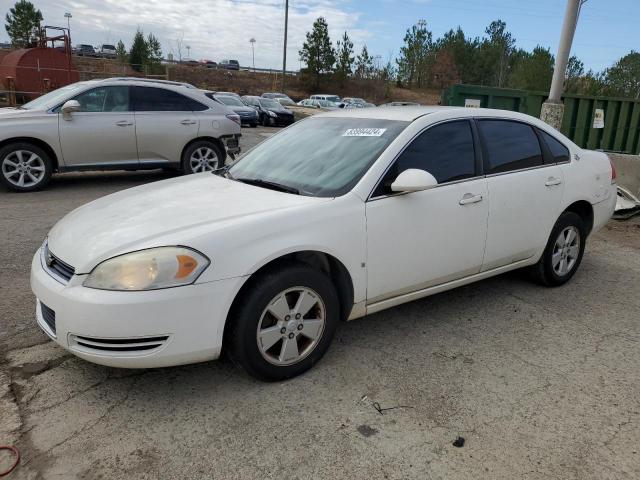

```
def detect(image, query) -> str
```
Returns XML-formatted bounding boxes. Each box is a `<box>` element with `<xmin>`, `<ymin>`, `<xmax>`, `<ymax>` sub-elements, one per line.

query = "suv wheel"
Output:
<box><xmin>226</xmin><ymin>264</ymin><xmax>340</xmax><ymax>381</ymax></box>
<box><xmin>0</xmin><ymin>143</ymin><xmax>53</xmax><ymax>192</ymax></box>
<box><xmin>531</xmin><ymin>211</ymin><xmax>586</xmax><ymax>286</ymax></box>
<box><xmin>182</xmin><ymin>141</ymin><xmax>224</xmax><ymax>174</ymax></box>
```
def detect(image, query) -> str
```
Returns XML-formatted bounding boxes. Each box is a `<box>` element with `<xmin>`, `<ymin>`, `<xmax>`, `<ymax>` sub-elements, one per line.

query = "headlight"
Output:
<box><xmin>267</xmin><ymin>110</ymin><xmax>276</xmax><ymax>117</ymax></box>
<box><xmin>83</xmin><ymin>247</ymin><xmax>209</xmax><ymax>291</ymax></box>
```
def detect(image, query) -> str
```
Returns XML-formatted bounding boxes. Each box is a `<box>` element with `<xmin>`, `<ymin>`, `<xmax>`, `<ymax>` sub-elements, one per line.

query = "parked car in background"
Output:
<box><xmin>204</xmin><ymin>61</ymin><xmax>217</xmax><ymax>69</ymax></box>
<box><xmin>98</xmin><ymin>44</ymin><xmax>117</xmax><ymax>58</ymax></box>
<box><xmin>262</xmin><ymin>92</ymin><xmax>294</xmax><ymax>102</ymax></box>
<box><xmin>363</xmin><ymin>102</ymin><xmax>376</xmax><ymax>108</ymax></box>
<box><xmin>30</xmin><ymin>107</ymin><xmax>616</xmax><ymax>380</ymax></box>
<box><xmin>181</xmin><ymin>60</ymin><xmax>200</xmax><ymax>67</ymax></box>
<box><xmin>209</xmin><ymin>93</ymin><xmax>258</xmax><ymax>127</ymax></box>
<box><xmin>310</xmin><ymin>94</ymin><xmax>341</xmax><ymax>104</ymax></box>
<box><xmin>0</xmin><ymin>78</ymin><xmax>241</xmax><ymax>192</ymax></box>
<box><xmin>75</xmin><ymin>44</ymin><xmax>97</xmax><ymax>57</ymax></box>
<box><xmin>213</xmin><ymin>91</ymin><xmax>241</xmax><ymax>99</ymax></box>
<box><xmin>0</xmin><ymin>42</ymin><xmax>11</xmax><ymax>49</ymax></box>
<box><xmin>275</xmin><ymin>98</ymin><xmax>296</xmax><ymax>107</ymax></box>
<box><xmin>342</xmin><ymin>97</ymin><xmax>366</xmax><ymax>106</ymax></box>
<box><xmin>297</xmin><ymin>98</ymin><xmax>339</xmax><ymax>110</ymax></box>
<box><xmin>242</xmin><ymin>96</ymin><xmax>294</xmax><ymax>127</ymax></box>
<box><xmin>219</xmin><ymin>59</ymin><xmax>240</xmax><ymax>70</ymax></box>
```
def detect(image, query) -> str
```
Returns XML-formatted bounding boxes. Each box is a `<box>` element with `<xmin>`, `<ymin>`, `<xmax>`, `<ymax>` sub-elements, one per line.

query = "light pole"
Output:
<box><xmin>64</xmin><ymin>12</ymin><xmax>72</xmax><ymax>42</ymax></box>
<box><xmin>250</xmin><ymin>38</ymin><xmax>256</xmax><ymax>71</ymax></box>
<box><xmin>540</xmin><ymin>0</ymin><xmax>586</xmax><ymax>129</ymax></box>
<box><xmin>186</xmin><ymin>45</ymin><xmax>191</xmax><ymax>59</ymax></box>
<box><xmin>282</xmin><ymin>0</ymin><xmax>288</xmax><ymax>91</ymax></box>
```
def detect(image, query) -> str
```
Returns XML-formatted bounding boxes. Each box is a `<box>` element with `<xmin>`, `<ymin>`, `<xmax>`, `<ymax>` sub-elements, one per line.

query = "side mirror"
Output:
<box><xmin>391</xmin><ymin>169</ymin><xmax>438</xmax><ymax>193</ymax></box>
<box><xmin>61</xmin><ymin>100</ymin><xmax>80</xmax><ymax>119</ymax></box>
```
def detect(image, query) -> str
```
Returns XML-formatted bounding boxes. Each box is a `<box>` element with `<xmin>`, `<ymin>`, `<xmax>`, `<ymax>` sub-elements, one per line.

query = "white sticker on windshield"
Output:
<box><xmin>342</xmin><ymin>128</ymin><xmax>387</xmax><ymax>137</ymax></box>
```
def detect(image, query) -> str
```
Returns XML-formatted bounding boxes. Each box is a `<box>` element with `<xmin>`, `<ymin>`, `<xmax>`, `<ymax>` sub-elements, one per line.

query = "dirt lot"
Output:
<box><xmin>1</xmin><ymin>127</ymin><xmax>639</xmax><ymax>479</ymax></box>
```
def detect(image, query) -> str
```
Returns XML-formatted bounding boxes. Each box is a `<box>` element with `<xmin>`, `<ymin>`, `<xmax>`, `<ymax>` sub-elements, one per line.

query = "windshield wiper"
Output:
<box><xmin>212</xmin><ymin>163</ymin><xmax>233</xmax><ymax>179</ymax></box>
<box><xmin>235</xmin><ymin>177</ymin><xmax>300</xmax><ymax>195</ymax></box>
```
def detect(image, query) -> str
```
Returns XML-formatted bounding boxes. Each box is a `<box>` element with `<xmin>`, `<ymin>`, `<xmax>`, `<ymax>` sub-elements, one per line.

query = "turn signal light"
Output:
<box><xmin>609</xmin><ymin>157</ymin><xmax>617</xmax><ymax>184</ymax></box>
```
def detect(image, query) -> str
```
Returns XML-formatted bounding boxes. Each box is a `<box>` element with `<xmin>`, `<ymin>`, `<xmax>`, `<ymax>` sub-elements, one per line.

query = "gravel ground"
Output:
<box><xmin>1</xmin><ymin>126</ymin><xmax>639</xmax><ymax>479</ymax></box>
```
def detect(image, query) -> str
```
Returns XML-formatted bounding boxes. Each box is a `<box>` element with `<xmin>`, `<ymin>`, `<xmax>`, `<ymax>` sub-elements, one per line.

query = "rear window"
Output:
<box><xmin>478</xmin><ymin>120</ymin><xmax>543</xmax><ymax>174</ymax></box>
<box><xmin>540</xmin><ymin>130</ymin><xmax>570</xmax><ymax>163</ymax></box>
<box><xmin>133</xmin><ymin>86</ymin><xmax>207</xmax><ymax>112</ymax></box>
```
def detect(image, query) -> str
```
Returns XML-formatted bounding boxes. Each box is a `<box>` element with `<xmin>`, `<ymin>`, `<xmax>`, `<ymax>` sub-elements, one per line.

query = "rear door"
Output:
<box><xmin>58</xmin><ymin>85</ymin><xmax>138</xmax><ymax>168</ymax></box>
<box><xmin>478</xmin><ymin>119</ymin><xmax>565</xmax><ymax>271</ymax></box>
<box><xmin>132</xmin><ymin>86</ymin><xmax>206</xmax><ymax>165</ymax></box>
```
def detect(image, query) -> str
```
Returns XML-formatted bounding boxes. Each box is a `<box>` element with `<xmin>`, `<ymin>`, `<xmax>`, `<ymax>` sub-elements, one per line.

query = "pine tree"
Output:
<box><xmin>335</xmin><ymin>31</ymin><xmax>354</xmax><ymax>83</ymax></box>
<box><xmin>354</xmin><ymin>45</ymin><xmax>373</xmax><ymax>79</ymax></box>
<box><xmin>299</xmin><ymin>17</ymin><xmax>336</xmax><ymax>88</ymax></box>
<box><xmin>129</xmin><ymin>29</ymin><xmax>148</xmax><ymax>72</ymax></box>
<box><xmin>4</xmin><ymin>0</ymin><xmax>42</xmax><ymax>48</ymax></box>
<box><xmin>115</xmin><ymin>40</ymin><xmax>128</xmax><ymax>64</ymax></box>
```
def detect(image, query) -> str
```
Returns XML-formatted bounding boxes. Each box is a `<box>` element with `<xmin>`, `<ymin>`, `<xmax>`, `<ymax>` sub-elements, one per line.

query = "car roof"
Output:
<box><xmin>96</xmin><ymin>77</ymin><xmax>197</xmax><ymax>89</ymax></box>
<box><xmin>314</xmin><ymin>105</ymin><xmax>546</xmax><ymax>123</ymax></box>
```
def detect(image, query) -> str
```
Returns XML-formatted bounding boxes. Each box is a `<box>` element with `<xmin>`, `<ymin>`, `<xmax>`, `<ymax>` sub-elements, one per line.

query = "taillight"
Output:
<box><xmin>226</xmin><ymin>114</ymin><xmax>241</xmax><ymax>126</ymax></box>
<box><xmin>609</xmin><ymin>157</ymin><xmax>617</xmax><ymax>184</ymax></box>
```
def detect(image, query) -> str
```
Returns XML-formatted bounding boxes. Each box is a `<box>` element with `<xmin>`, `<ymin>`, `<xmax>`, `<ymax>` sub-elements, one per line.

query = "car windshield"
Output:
<box><xmin>278</xmin><ymin>98</ymin><xmax>295</xmax><ymax>106</ymax></box>
<box><xmin>318</xmin><ymin>100</ymin><xmax>334</xmax><ymax>107</ymax></box>
<box><xmin>260</xmin><ymin>98</ymin><xmax>281</xmax><ymax>109</ymax></box>
<box><xmin>20</xmin><ymin>83</ymin><xmax>86</xmax><ymax>110</ymax></box>
<box><xmin>326</xmin><ymin>96</ymin><xmax>340</xmax><ymax>103</ymax></box>
<box><xmin>217</xmin><ymin>96</ymin><xmax>244</xmax><ymax>106</ymax></box>
<box><xmin>228</xmin><ymin>117</ymin><xmax>408</xmax><ymax>197</ymax></box>
<box><xmin>103</xmin><ymin>45</ymin><xmax>115</xmax><ymax>50</ymax></box>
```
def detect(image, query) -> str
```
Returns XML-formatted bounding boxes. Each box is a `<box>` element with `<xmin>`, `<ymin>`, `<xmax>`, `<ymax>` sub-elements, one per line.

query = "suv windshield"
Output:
<box><xmin>229</xmin><ymin>117</ymin><xmax>408</xmax><ymax>197</ymax></box>
<box><xmin>20</xmin><ymin>83</ymin><xmax>86</xmax><ymax>110</ymax></box>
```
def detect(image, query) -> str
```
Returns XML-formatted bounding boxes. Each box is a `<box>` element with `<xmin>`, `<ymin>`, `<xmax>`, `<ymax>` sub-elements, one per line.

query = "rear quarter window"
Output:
<box><xmin>478</xmin><ymin>120</ymin><xmax>543</xmax><ymax>174</ymax></box>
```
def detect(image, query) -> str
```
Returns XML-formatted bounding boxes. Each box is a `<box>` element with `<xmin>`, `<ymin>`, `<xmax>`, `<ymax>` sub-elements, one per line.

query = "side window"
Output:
<box><xmin>73</xmin><ymin>86</ymin><xmax>129</xmax><ymax>112</ymax></box>
<box><xmin>133</xmin><ymin>86</ymin><xmax>197</xmax><ymax>112</ymax></box>
<box><xmin>478</xmin><ymin>120</ymin><xmax>543</xmax><ymax>174</ymax></box>
<box><xmin>373</xmin><ymin>120</ymin><xmax>476</xmax><ymax>197</ymax></box>
<box><xmin>540</xmin><ymin>130</ymin><xmax>570</xmax><ymax>163</ymax></box>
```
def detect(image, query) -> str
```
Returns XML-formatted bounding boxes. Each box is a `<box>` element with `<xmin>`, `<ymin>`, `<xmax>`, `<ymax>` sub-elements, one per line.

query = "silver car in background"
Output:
<box><xmin>0</xmin><ymin>78</ymin><xmax>241</xmax><ymax>192</ymax></box>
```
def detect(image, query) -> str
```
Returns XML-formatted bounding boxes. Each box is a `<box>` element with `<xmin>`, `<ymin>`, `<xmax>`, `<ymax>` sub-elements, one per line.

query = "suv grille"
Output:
<box><xmin>44</xmin><ymin>244</ymin><xmax>75</xmax><ymax>282</ymax></box>
<box><xmin>40</xmin><ymin>303</ymin><xmax>56</xmax><ymax>335</ymax></box>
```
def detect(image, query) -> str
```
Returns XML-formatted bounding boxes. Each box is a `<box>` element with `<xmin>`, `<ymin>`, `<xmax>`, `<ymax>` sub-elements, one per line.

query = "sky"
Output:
<box><xmin>1</xmin><ymin>0</ymin><xmax>638</xmax><ymax>73</ymax></box>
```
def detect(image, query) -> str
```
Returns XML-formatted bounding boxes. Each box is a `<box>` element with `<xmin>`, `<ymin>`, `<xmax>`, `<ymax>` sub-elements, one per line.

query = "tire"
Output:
<box><xmin>531</xmin><ymin>211</ymin><xmax>586</xmax><ymax>286</ymax></box>
<box><xmin>181</xmin><ymin>141</ymin><xmax>224</xmax><ymax>174</ymax></box>
<box><xmin>226</xmin><ymin>264</ymin><xmax>340</xmax><ymax>381</ymax></box>
<box><xmin>0</xmin><ymin>142</ymin><xmax>53</xmax><ymax>192</ymax></box>
<box><xmin>250</xmin><ymin>122</ymin><xmax>258</xmax><ymax>128</ymax></box>
<box><xmin>261</xmin><ymin>115</ymin><xmax>271</xmax><ymax>127</ymax></box>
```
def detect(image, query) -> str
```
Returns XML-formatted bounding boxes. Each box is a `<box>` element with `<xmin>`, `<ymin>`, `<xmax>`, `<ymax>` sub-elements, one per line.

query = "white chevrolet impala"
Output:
<box><xmin>31</xmin><ymin>107</ymin><xmax>616</xmax><ymax>380</ymax></box>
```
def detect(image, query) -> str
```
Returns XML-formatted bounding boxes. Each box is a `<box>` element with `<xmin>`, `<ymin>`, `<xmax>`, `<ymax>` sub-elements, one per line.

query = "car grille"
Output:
<box><xmin>44</xmin><ymin>244</ymin><xmax>75</xmax><ymax>282</ymax></box>
<box><xmin>69</xmin><ymin>335</ymin><xmax>170</xmax><ymax>354</ymax></box>
<box><xmin>40</xmin><ymin>302</ymin><xmax>56</xmax><ymax>335</ymax></box>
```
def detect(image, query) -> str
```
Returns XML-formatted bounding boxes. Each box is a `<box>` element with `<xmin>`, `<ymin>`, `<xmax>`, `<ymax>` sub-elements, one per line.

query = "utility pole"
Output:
<box><xmin>282</xmin><ymin>0</ymin><xmax>288</xmax><ymax>92</ymax></box>
<box><xmin>64</xmin><ymin>12</ymin><xmax>72</xmax><ymax>42</ymax></box>
<box><xmin>540</xmin><ymin>0</ymin><xmax>586</xmax><ymax>129</ymax></box>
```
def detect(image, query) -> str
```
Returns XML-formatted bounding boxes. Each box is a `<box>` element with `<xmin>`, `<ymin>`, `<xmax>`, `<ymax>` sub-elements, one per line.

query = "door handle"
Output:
<box><xmin>545</xmin><ymin>177</ymin><xmax>562</xmax><ymax>187</ymax></box>
<box><xmin>180</xmin><ymin>119</ymin><xmax>197</xmax><ymax>125</ymax></box>
<box><xmin>459</xmin><ymin>193</ymin><xmax>483</xmax><ymax>205</ymax></box>
<box><xmin>115</xmin><ymin>120</ymin><xmax>133</xmax><ymax>126</ymax></box>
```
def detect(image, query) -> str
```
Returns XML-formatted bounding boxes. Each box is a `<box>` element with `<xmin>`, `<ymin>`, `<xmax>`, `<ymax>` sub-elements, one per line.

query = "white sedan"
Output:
<box><xmin>31</xmin><ymin>107</ymin><xmax>616</xmax><ymax>380</ymax></box>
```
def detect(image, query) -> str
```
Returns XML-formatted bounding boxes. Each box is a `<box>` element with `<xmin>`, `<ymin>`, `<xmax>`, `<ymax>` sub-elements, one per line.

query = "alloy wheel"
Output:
<box><xmin>2</xmin><ymin>150</ymin><xmax>46</xmax><ymax>188</ymax></box>
<box><xmin>256</xmin><ymin>287</ymin><xmax>326</xmax><ymax>366</ymax></box>
<box><xmin>552</xmin><ymin>226</ymin><xmax>580</xmax><ymax>276</ymax></box>
<box><xmin>189</xmin><ymin>147</ymin><xmax>219</xmax><ymax>172</ymax></box>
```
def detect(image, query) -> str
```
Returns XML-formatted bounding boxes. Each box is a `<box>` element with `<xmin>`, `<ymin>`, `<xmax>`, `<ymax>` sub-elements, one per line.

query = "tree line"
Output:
<box><xmin>299</xmin><ymin>17</ymin><xmax>640</xmax><ymax>99</ymax></box>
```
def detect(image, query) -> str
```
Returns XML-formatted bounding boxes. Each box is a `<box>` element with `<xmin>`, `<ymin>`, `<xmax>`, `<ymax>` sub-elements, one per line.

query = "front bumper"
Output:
<box><xmin>30</xmin><ymin>250</ymin><xmax>246</xmax><ymax>368</ymax></box>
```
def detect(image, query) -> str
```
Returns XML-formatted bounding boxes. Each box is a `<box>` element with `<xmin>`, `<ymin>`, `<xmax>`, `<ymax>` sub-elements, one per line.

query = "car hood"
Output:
<box><xmin>47</xmin><ymin>173</ymin><xmax>328</xmax><ymax>273</ymax></box>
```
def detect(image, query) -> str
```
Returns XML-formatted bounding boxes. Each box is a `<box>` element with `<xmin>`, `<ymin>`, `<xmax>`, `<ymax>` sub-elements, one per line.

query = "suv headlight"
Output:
<box><xmin>84</xmin><ymin>247</ymin><xmax>209</xmax><ymax>291</ymax></box>
<box><xmin>267</xmin><ymin>110</ymin><xmax>276</xmax><ymax>117</ymax></box>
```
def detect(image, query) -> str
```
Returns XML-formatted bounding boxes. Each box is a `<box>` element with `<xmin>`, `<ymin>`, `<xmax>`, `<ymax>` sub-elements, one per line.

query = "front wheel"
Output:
<box><xmin>0</xmin><ymin>142</ymin><xmax>53</xmax><ymax>192</ymax></box>
<box><xmin>531</xmin><ymin>211</ymin><xmax>586</xmax><ymax>286</ymax></box>
<box><xmin>226</xmin><ymin>264</ymin><xmax>340</xmax><ymax>381</ymax></box>
<box><xmin>181</xmin><ymin>141</ymin><xmax>224</xmax><ymax>174</ymax></box>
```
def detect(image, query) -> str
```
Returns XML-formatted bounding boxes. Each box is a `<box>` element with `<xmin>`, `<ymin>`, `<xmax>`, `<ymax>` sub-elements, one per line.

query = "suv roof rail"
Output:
<box><xmin>103</xmin><ymin>77</ymin><xmax>197</xmax><ymax>89</ymax></box>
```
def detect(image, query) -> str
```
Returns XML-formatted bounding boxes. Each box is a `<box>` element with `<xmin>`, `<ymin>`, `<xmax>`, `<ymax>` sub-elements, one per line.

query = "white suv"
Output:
<box><xmin>0</xmin><ymin>78</ymin><xmax>241</xmax><ymax>192</ymax></box>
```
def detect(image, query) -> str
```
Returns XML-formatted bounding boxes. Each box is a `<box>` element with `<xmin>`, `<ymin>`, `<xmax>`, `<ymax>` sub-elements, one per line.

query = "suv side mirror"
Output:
<box><xmin>61</xmin><ymin>100</ymin><xmax>80</xmax><ymax>119</ymax></box>
<box><xmin>391</xmin><ymin>169</ymin><xmax>438</xmax><ymax>193</ymax></box>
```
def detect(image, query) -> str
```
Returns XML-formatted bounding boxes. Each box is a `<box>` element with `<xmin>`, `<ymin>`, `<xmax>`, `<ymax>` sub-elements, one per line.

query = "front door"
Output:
<box><xmin>366</xmin><ymin>120</ymin><xmax>489</xmax><ymax>303</ymax></box>
<box><xmin>58</xmin><ymin>85</ymin><xmax>138</xmax><ymax>167</ymax></box>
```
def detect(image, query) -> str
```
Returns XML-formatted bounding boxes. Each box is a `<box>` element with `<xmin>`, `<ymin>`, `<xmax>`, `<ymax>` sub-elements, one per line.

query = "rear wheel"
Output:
<box><xmin>531</xmin><ymin>212</ymin><xmax>586</xmax><ymax>286</ymax></box>
<box><xmin>226</xmin><ymin>264</ymin><xmax>339</xmax><ymax>381</ymax></box>
<box><xmin>0</xmin><ymin>142</ymin><xmax>52</xmax><ymax>192</ymax></box>
<box><xmin>181</xmin><ymin>141</ymin><xmax>224</xmax><ymax>174</ymax></box>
